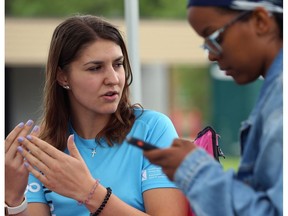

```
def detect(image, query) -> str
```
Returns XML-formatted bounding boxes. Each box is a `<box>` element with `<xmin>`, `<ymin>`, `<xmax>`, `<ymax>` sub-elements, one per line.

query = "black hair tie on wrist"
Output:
<box><xmin>90</xmin><ymin>187</ymin><xmax>112</xmax><ymax>216</ymax></box>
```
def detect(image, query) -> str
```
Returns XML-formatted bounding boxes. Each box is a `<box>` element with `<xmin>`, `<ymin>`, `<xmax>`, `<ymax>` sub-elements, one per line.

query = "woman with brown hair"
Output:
<box><xmin>5</xmin><ymin>15</ymin><xmax>187</xmax><ymax>216</ymax></box>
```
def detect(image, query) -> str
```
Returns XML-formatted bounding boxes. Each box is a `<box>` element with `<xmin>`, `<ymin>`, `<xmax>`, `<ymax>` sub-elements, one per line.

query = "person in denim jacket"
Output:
<box><xmin>144</xmin><ymin>0</ymin><xmax>283</xmax><ymax>215</ymax></box>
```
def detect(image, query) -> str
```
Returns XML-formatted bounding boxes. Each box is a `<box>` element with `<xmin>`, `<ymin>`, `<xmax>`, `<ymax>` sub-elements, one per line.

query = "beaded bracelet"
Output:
<box><xmin>78</xmin><ymin>179</ymin><xmax>100</xmax><ymax>205</ymax></box>
<box><xmin>90</xmin><ymin>187</ymin><xmax>112</xmax><ymax>216</ymax></box>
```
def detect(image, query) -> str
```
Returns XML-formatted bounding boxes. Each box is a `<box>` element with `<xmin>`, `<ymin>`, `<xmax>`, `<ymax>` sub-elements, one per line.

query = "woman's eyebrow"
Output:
<box><xmin>83</xmin><ymin>60</ymin><xmax>102</xmax><ymax>66</ymax></box>
<box><xmin>113</xmin><ymin>56</ymin><xmax>124</xmax><ymax>62</ymax></box>
<box><xmin>83</xmin><ymin>56</ymin><xmax>124</xmax><ymax>66</ymax></box>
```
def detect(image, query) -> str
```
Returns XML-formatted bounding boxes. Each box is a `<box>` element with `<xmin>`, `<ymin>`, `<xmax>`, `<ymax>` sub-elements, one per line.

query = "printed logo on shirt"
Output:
<box><xmin>142</xmin><ymin>170</ymin><xmax>147</xmax><ymax>180</ymax></box>
<box><xmin>43</xmin><ymin>186</ymin><xmax>57</xmax><ymax>215</ymax></box>
<box><xmin>25</xmin><ymin>183</ymin><xmax>57</xmax><ymax>215</ymax></box>
<box><xmin>141</xmin><ymin>168</ymin><xmax>167</xmax><ymax>181</ymax></box>
<box><xmin>25</xmin><ymin>182</ymin><xmax>41</xmax><ymax>193</ymax></box>
<box><xmin>49</xmin><ymin>201</ymin><xmax>55</xmax><ymax>215</ymax></box>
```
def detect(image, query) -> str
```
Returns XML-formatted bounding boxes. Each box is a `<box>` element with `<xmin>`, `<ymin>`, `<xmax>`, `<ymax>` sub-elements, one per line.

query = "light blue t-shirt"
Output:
<box><xmin>26</xmin><ymin>109</ymin><xmax>178</xmax><ymax>215</ymax></box>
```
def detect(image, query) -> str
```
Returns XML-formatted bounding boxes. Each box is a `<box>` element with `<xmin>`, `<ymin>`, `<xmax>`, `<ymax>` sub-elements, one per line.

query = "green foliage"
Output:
<box><xmin>5</xmin><ymin>0</ymin><xmax>124</xmax><ymax>18</ymax></box>
<box><xmin>170</xmin><ymin>65</ymin><xmax>212</xmax><ymax>123</ymax></box>
<box><xmin>5</xmin><ymin>0</ymin><xmax>187</xmax><ymax>19</ymax></box>
<box><xmin>139</xmin><ymin>0</ymin><xmax>187</xmax><ymax>19</ymax></box>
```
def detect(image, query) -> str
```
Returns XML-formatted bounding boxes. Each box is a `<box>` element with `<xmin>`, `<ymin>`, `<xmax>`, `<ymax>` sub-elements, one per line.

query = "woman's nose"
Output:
<box><xmin>104</xmin><ymin>68</ymin><xmax>119</xmax><ymax>85</ymax></box>
<box><xmin>208</xmin><ymin>51</ymin><xmax>220</xmax><ymax>62</ymax></box>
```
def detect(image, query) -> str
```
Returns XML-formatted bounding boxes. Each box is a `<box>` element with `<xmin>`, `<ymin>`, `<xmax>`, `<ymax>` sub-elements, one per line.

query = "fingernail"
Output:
<box><xmin>26</xmin><ymin>135</ymin><xmax>32</xmax><ymax>141</ymax></box>
<box><xmin>24</xmin><ymin>162</ymin><xmax>30</xmax><ymax>168</ymax></box>
<box><xmin>26</xmin><ymin>120</ymin><xmax>34</xmax><ymax>126</ymax></box>
<box><xmin>18</xmin><ymin>122</ymin><xmax>25</xmax><ymax>128</ymax></box>
<box><xmin>17</xmin><ymin>137</ymin><xmax>24</xmax><ymax>143</ymax></box>
<box><xmin>32</xmin><ymin>125</ymin><xmax>40</xmax><ymax>133</ymax></box>
<box><xmin>17</xmin><ymin>146</ymin><xmax>23</xmax><ymax>153</ymax></box>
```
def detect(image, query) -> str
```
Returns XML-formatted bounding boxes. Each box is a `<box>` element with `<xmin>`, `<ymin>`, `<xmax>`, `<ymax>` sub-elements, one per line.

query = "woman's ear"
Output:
<box><xmin>252</xmin><ymin>7</ymin><xmax>273</xmax><ymax>36</ymax></box>
<box><xmin>57</xmin><ymin>67</ymin><xmax>69</xmax><ymax>87</ymax></box>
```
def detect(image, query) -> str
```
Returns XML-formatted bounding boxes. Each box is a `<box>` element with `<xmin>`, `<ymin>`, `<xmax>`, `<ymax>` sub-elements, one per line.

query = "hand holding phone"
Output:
<box><xmin>126</xmin><ymin>137</ymin><xmax>159</xmax><ymax>151</ymax></box>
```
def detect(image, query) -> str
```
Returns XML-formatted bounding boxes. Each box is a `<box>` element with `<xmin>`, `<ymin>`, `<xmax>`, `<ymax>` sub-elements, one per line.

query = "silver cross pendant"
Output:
<box><xmin>91</xmin><ymin>149</ymin><xmax>97</xmax><ymax>157</ymax></box>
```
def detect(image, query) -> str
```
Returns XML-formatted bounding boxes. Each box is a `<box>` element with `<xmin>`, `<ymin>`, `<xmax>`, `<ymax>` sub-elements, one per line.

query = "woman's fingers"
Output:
<box><xmin>30</xmin><ymin>125</ymin><xmax>41</xmax><ymax>136</ymax></box>
<box><xmin>17</xmin><ymin>135</ymin><xmax>89</xmax><ymax>195</ymax></box>
<box><xmin>5</xmin><ymin>121</ymin><xmax>28</xmax><ymax>153</ymax></box>
<box><xmin>5</xmin><ymin>122</ymin><xmax>24</xmax><ymax>153</ymax></box>
<box><xmin>5</xmin><ymin>120</ymin><xmax>34</xmax><ymax>158</ymax></box>
<box><xmin>5</xmin><ymin>120</ymin><xmax>34</xmax><ymax>174</ymax></box>
<box><xmin>17</xmin><ymin>143</ymin><xmax>50</xmax><ymax>185</ymax></box>
<box><xmin>22</xmin><ymin>159</ymin><xmax>49</xmax><ymax>186</ymax></box>
<box><xmin>23</xmin><ymin>135</ymin><xmax>58</xmax><ymax>158</ymax></box>
<box><xmin>13</xmin><ymin>124</ymin><xmax>41</xmax><ymax>161</ymax></box>
<box><xmin>17</xmin><ymin>136</ymin><xmax>52</xmax><ymax>171</ymax></box>
<box><xmin>144</xmin><ymin>139</ymin><xmax>197</xmax><ymax>180</ymax></box>
<box><xmin>17</xmin><ymin>135</ymin><xmax>64</xmax><ymax>173</ymax></box>
<box><xmin>67</xmin><ymin>135</ymin><xmax>84</xmax><ymax>162</ymax></box>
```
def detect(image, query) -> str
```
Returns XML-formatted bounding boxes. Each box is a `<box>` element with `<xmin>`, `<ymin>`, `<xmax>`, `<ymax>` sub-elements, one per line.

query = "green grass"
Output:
<box><xmin>220</xmin><ymin>156</ymin><xmax>240</xmax><ymax>171</ymax></box>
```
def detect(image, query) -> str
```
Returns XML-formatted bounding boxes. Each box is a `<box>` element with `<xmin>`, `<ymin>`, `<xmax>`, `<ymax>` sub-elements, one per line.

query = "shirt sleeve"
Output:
<box><xmin>140</xmin><ymin>112</ymin><xmax>179</xmax><ymax>192</ymax></box>
<box><xmin>175</xmin><ymin>143</ymin><xmax>283</xmax><ymax>215</ymax></box>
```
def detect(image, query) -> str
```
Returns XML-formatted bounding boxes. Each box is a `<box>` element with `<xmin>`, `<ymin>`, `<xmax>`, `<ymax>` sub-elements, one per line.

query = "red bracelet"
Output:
<box><xmin>78</xmin><ymin>179</ymin><xmax>100</xmax><ymax>205</ymax></box>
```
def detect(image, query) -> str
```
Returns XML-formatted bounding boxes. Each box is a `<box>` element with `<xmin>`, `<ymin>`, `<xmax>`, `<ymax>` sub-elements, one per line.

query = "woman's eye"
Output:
<box><xmin>114</xmin><ymin>62</ymin><xmax>124</xmax><ymax>68</ymax></box>
<box><xmin>88</xmin><ymin>66</ymin><xmax>101</xmax><ymax>71</ymax></box>
<box><xmin>215</xmin><ymin>34</ymin><xmax>223</xmax><ymax>44</ymax></box>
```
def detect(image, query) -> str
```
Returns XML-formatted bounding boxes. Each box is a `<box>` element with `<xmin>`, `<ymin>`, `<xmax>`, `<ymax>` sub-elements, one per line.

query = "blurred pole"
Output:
<box><xmin>124</xmin><ymin>0</ymin><xmax>142</xmax><ymax>104</ymax></box>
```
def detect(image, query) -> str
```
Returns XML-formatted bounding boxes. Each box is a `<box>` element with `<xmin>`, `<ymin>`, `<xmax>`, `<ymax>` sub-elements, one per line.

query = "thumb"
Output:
<box><xmin>67</xmin><ymin>135</ymin><xmax>83</xmax><ymax>161</ymax></box>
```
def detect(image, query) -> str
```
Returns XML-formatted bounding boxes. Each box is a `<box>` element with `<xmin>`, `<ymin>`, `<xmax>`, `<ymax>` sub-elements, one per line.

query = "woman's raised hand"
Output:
<box><xmin>5</xmin><ymin>120</ymin><xmax>40</xmax><ymax>206</ymax></box>
<box><xmin>17</xmin><ymin>134</ymin><xmax>95</xmax><ymax>202</ymax></box>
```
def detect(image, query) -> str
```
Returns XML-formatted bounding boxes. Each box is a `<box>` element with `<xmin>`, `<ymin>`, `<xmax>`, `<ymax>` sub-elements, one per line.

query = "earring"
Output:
<box><xmin>63</xmin><ymin>85</ymin><xmax>70</xmax><ymax>90</ymax></box>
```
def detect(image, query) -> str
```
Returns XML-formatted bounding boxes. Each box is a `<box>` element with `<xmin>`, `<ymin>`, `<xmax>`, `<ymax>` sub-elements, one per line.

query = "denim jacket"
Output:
<box><xmin>175</xmin><ymin>49</ymin><xmax>283</xmax><ymax>216</ymax></box>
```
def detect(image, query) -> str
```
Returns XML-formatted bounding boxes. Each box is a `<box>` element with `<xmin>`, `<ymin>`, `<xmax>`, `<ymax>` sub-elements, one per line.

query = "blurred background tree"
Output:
<box><xmin>5</xmin><ymin>0</ymin><xmax>187</xmax><ymax>19</ymax></box>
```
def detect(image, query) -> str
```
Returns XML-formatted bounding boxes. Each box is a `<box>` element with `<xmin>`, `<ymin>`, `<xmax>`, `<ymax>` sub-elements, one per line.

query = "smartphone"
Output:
<box><xmin>126</xmin><ymin>137</ymin><xmax>159</xmax><ymax>151</ymax></box>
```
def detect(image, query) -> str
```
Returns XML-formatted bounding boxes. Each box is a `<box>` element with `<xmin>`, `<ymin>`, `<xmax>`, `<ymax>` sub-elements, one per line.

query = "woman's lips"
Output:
<box><xmin>102</xmin><ymin>91</ymin><xmax>119</xmax><ymax>102</ymax></box>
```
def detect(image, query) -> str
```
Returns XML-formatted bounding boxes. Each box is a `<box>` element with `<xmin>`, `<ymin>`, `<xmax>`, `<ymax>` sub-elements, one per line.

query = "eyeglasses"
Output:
<box><xmin>202</xmin><ymin>10</ymin><xmax>253</xmax><ymax>56</ymax></box>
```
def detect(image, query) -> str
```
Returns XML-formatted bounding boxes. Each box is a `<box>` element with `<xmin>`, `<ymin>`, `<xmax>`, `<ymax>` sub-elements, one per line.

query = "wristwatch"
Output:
<box><xmin>5</xmin><ymin>197</ymin><xmax>27</xmax><ymax>215</ymax></box>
